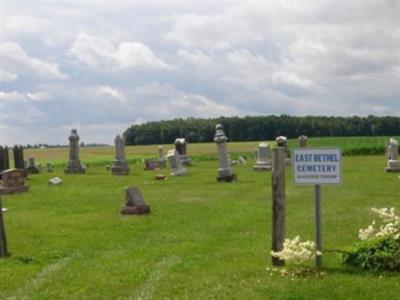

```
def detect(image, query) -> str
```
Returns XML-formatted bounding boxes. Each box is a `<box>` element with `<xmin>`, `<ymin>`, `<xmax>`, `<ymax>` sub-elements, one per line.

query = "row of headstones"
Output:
<box><xmin>0</xmin><ymin>146</ymin><xmax>55</xmax><ymax>177</ymax></box>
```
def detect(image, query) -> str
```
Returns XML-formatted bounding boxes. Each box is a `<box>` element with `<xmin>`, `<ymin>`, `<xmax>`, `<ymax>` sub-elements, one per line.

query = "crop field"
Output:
<box><xmin>0</xmin><ymin>139</ymin><xmax>399</xmax><ymax>299</ymax></box>
<box><xmin>20</xmin><ymin>136</ymin><xmax>399</xmax><ymax>167</ymax></box>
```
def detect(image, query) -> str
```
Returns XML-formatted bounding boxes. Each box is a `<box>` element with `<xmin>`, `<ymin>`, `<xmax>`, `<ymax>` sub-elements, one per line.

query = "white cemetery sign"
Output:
<box><xmin>292</xmin><ymin>147</ymin><xmax>342</xmax><ymax>269</ymax></box>
<box><xmin>293</xmin><ymin>148</ymin><xmax>342</xmax><ymax>185</ymax></box>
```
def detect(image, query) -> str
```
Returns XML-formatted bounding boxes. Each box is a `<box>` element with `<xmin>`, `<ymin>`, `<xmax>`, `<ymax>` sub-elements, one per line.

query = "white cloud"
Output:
<box><xmin>177</xmin><ymin>49</ymin><xmax>212</xmax><ymax>66</ymax></box>
<box><xmin>70</xmin><ymin>33</ymin><xmax>168</xmax><ymax>71</ymax></box>
<box><xmin>1</xmin><ymin>70</ymin><xmax>19</xmax><ymax>82</ymax></box>
<box><xmin>272</xmin><ymin>72</ymin><xmax>322</xmax><ymax>96</ymax></box>
<box><xmin>26</xmin><ymin>91</ymin><xmax>54</xmax><ymax>102</ymax></box>
<box><xmin>1</xmin><ymin>90</ymin><xmax>53</xmax><ymax>102</ymax></box>
<box><xmin>2</xmin><ymin>42</ymin><xmax>69</xmax><ymax>80</ymax></box>
<box><xmin>165</xmin><ymin>13</ymin><xmax>262</xmax><ymax>50</ymax></box>
<box><xmin>86</xmin><ymin>85</ymin><xmax>128</xmax><ymax>104</ymax></box>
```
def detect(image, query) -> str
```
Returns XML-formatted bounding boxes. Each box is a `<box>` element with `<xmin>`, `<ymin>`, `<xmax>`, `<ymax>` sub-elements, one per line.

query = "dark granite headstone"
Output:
<box><xmin>144</xmin><ymin>159</ymin><xmax>157</xmax><ymax>170</ymax></box>
<box><xmin>13</xmin><ymin>145</ymin><xmax>24</xmax><ymax>169</ymax></box>
<box><xmin>120</xmin><ymin>187</ymin><xmax>150</xmax><ymax>215</ymax></box>
<box><xmin>0</xmin><ymin>146</ymin><xmax>9</xmax><ymax>179</ymax></box>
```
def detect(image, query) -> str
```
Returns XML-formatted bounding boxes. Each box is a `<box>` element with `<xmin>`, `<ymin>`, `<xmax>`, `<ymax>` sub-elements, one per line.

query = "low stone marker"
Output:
<box><xmin>111</xmin><ymin>135</ymin><xmax>130</xmax><ymax>176</ymax></box>
<box><xmin>167</xmin><ymin>150</ymin><xmax>187</xmax><ymax>176</ymax></box>
<box><xmin>253</xmin><ymin>142</ymin><xmax>272</xmax><ymax>171</ymax></box>
<box><xmin>120</xmin><ymin>187</ymin><xmax>150</xmax><ymax>215</ymax></box>
<box><xmin>174</xmin><ymin>138</ymin><xmax>191</xmax><ymax>166</ymax></box>
<box><xmin>46</xmin><ymin>162</ymin><xmax>54</xmax><ymax>172</ymax></box>
<box><xmin>26</xmin><ymin>156</ymin><xmax>40</xmax><ymax>174</ymax></box>
<box><xmin>0</xmin><ymin>169</ymin><xmax>29</xmax><ymax>194</ymax></box>
<box><xmin>214</xmin><ymin>124</ymin><xmax>237</xmax><ymax>182</ymax></box>
<box><xmin>48</xmin><ymin>177</ymin><xmax>63</xmax><ymax>185</ymax></box>
<box><xmin>144</xmin><ymin>158</ymin><xmax>157</xmax><ymax>171</ymax></box>
<box><xmin>385</xmin><ymin>138</ymin><xmax>400</xmax><ymax>173</ymax></box>
<box><xmin>65</xmin><ymin>129</ymin><xmax>86</xmax><ymax>174</ymax></box>
<box><xmin>238</xmin><ymin>156</ymin><xmax>247</xmax><ymax>164</ymax></box>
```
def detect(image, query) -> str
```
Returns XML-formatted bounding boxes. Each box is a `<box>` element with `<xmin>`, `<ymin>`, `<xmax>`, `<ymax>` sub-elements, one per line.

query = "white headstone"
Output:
<box><xmin>48</xmin><ymin>177</ymin><xmax>63</xmax><ymax>185</ymax></box>
<box><xmin>253</xmin><ymin>142</ymin><xmax>272</xmax><ymax>171</ymax></box>
<box><xmin>214</xmin><ymin>124</ymin><xmax>236</xmax><ymax>182</ymax></box>
<box><xmin>385</xmin><ymin>138</ymin><xmax>400</xmax><ymax>172</ymax></box>
<box><xmin>167</xmin><ymin>150</ymin><xmax>187</xmax><ymax>176</ymax></box>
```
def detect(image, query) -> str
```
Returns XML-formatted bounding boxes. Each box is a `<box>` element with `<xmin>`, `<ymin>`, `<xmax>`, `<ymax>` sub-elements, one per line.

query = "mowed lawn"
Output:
<box><xmin>1</xmin><ymin>145</ymin><xmax>400</xmax><ymax>299</ymax></box>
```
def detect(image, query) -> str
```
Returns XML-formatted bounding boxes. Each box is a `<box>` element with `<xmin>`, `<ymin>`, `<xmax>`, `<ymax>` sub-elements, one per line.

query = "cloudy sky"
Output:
<box><xmin>1</xmin><ymin>1</ymin><xmax>400</xmax><ymax>145</ymax></box>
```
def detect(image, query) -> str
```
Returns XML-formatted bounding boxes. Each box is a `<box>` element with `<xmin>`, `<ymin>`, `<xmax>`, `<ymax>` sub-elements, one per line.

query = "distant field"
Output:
<box><xmin>20</xmin><ymin>136</ymin><xmax>398</xmax><ymax>167</ymax></box>
<box><xmin>0</xmin><ymin>155</ymin><xmax>399</xmax><ymax>299</ymax></box>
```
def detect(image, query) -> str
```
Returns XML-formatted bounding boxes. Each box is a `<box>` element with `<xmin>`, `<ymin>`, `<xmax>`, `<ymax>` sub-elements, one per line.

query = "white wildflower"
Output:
<box><xmin>271</xmin><ymin>236</ymin><xmax>320</xmax><ymax>264</ymax></box>
<box><xmin>358</xmin><ymin>207</ymin><xmax>400</xmax><ymax>240</ymax></box>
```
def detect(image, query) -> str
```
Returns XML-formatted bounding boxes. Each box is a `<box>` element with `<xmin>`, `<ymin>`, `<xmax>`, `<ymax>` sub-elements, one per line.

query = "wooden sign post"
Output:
<box><xmin>271</xmin><ymin>146</ymin><xmax>286</xmax><ymax>266</ymax></box>
<box><xmin>293</xmin><ymin>148</ymin><xmax>342</xmax><ymax>268</ymax></box>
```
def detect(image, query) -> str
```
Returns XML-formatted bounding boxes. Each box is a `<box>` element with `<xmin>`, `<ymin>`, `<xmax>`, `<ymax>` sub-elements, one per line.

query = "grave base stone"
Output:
<box><xmin>65</xmin><ymin>164</ymin><xmax>86</xmax><ymax>174</ymax></box>
<box><xmin>217</xmin><ymin>173</ymin><xmax>237</xmax><ymax>182</ymax></box>
<box><xmin>0</xmin><ymin>169</ymin><xmax>29</xmax><ymax>194</ymax></box>
<box><xmin>111</xmin><ymin>160</ymin><xmax>129</xmax><ymax>176</ymax></box>
<box><xmin>385</xmin><ymin>160</ymin><xmax>400</xmax><ymax>173</ymax></box>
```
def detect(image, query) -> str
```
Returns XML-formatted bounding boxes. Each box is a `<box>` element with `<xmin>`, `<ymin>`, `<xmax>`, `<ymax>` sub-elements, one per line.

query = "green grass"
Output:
<box><xmin>1</xmin><ymin>147</ymin><xmax>399</xmax><ymax>299</ymax></box>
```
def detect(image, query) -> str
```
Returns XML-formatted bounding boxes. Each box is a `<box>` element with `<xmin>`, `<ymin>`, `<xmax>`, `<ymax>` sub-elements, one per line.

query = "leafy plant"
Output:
<box><xmin>343</xmin><ymin>207</ymin><xmax>400</xmax><ymax>272</ymax></box>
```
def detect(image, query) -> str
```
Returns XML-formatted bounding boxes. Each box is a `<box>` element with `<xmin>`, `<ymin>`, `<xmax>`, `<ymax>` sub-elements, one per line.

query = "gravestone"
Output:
<box><xmin>13</xmin><ymin>145</ymin><xmax>25</xmax><ymax>171</ymax></box>
<box><xmin>298</xmin><ymin>135</ymin><xmax>308</xmax><ymax>148</ymax></box>
<box><xmin>276</xmin><ymin>136</ymin><xmax>291</xmax><ymax>166</ymax></box>
<box><xmin>157</xmin><ymin>146</ymin><xmax>166</xmax><ymax>168</ymax></box>
<box><xmin>253</xmin><ymin>142</ymin><xmax>272</xmax><ymax>171</ymax></box>
<box><xmin>238</xmin><ymin>156</ymin><xmax>247</xmax><ymax>164</ymax></box>
<box><xmin>111</xmin><ymin>135</ymin><xmax>130</xmax><ymax>176</ymax></box>
<box><xmin>0</xmin><ymin>146</ymin><xmax>10</xmax><ymax>179</ymax></box>
<box><xmin>385</xmin><ymin>138</ymin><xmax>400</xmax><ymax>172</ymax></box>
<box><xmin>214</xmin><ymin>124</ymin><xmax>237</xmax><ymax>182</ymax></box>
<box><xmin>120</xmin><ymin>187</ymin><xmax>150</xmax><ymax>215</ymax></box>
<box><xmin>144</xmin><ymin>159</ymin><xmax>157</xmax><ymax>171</ymax></box>
<box><xmin>0</xmin><ymin>169</ymin><xmax>29</xmax><ymax>194</ymax></box>
<box><xmin>174</xmin><ymin>138</ymin><xmax>191</xmax><ymax>166</ymax></box>
<box><xmin>48</xmin><ymin>177</ymin><xmax>63</xmax><ymax>185</ymax></box>
<box><xmin>26</xmin><ymin>156</ymin><xmax>40</xmax><ymax>174</ymax></box>
<box><xmin>46</xmin><ymin>162</ymin><xmax>54</xmax><ymax>172</ymax></box>
<box><xmin>167</xmin><ymin>150</ymin><xmax>187</xmax><ymax>176</ymax></box>
<box><xmin>65</xmin><ymin>129</ymin><xmax>86</xmax><ymax>174</ymax></box>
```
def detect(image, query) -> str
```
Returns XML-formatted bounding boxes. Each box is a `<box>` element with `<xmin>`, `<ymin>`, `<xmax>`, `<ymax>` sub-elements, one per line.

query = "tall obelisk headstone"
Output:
<box><xmin>111</xmin><ymin>135</ymin><xmax>130</xmax><ymax>176</ymax></box>
<box><xmin>253</xmin><ymin>142</ymin><xmax>272</xmax><ymax>171</ymax></box>
<box><xmin>214</xmin><ymin>124</ymin><xmax>236</xmax><ymax>182</ymax></box>
<box><xmin>65</xmin><ymin>129</ymin><xmax>86</xmax><ymax>174</ymax></box>
<box><xmin>385</xmin><ymin>138</ymin><xmax>400</xmax><ymax>172</ymax></box>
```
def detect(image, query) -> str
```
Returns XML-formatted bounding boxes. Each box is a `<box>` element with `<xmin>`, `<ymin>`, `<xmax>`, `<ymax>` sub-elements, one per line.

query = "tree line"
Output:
<box><xmin>123</xmin><ymin>115</ymin><xmax>400</xmax><ymax>145</ymax></box>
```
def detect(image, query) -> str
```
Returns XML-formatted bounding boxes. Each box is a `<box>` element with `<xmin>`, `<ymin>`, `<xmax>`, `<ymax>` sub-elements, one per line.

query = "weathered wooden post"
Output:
<box><xmin>0</xmin><ymin>196</ymin><xmax>7</xmax><ymax>257</ymax></box>
<box><xmin>271</xmin><ymin>137</ymin><xmax>286</xmax><ymax>266</ymax></box>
